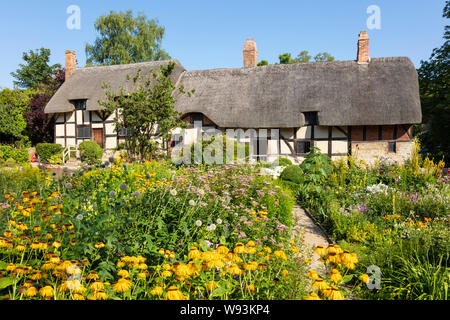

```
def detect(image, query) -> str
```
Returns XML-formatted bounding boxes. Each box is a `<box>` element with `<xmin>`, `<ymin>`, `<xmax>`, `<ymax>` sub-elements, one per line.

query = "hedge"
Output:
<box><xmin>36</xmin><ymin>143</ymin><xmax>63</xmax><ymax>162</ymax></box>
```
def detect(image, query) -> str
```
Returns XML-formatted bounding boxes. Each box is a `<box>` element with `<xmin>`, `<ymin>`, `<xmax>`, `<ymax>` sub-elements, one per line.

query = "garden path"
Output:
<box><xmin>292</xmin><ymin>205</ymin><xmax>330</xmax><ymax>273</ymax></box>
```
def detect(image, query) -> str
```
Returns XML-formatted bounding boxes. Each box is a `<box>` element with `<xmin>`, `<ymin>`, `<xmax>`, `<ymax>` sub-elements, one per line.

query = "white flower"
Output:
<box><xmin>208</xmin><ymin>224</ymin><xmax>216</xmax><ymax>231</ymax></box>
<box><xmin>189</xmin><ymin>200</ymin><xmax>196</xmax><ymax>206</ymax></box>
<box><xmin>195</xmin><ymin>220</ymin><xmax>202</xmax><ymax>227</ymax></box>
<box><xmin>198</xmin><ymin>189</ymin><xmax>205</xmax><ymax>197</ymax></box>
<box><xmin>76</xmin><ymin>214</ymin><xmax>83</xmax><ymax>221</ymax></box>
<box><xmin>216</xmin><ymin>218</ymin><xmax>222</xmax><ymax>225</ymax></box>
<box><xmin>170</xmin><ymin>189</ymin><xmax>177</xmax><ymax>196</ymax></box>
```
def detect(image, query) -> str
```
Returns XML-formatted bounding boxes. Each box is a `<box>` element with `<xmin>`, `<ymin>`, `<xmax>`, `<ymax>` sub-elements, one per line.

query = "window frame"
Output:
<box><xmin>388</xmin><ymin>141</ymin><xmax>397</xmax><ymax>153</ymax></box>
<box><xmin>73</xmin><ymin>99</ymin><xmax>87</xmax><ymax>111</ymax></box>
<box><xmin>295</xmin><ymin>140</ymin><xmax>312</xmax><ymax>155</ymax></box>
<box><xmin>77</xmin><ymin>125</ymin><xmax>91</xmax><ymax>139</ymax></box>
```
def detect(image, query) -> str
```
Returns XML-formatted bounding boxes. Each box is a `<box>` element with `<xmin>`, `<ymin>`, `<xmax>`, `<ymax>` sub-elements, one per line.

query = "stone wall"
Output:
<box><xmin>351</xmin><ymin>140</ymin><xmax>414</xmax><ymax>166</ymax></box>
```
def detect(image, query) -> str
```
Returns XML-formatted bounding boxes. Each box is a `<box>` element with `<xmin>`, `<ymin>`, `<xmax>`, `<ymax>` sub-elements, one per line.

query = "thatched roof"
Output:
<box><xmin>45</xmin><ymin>60</ymin><xmax>186</xmax><ymax>113</ymax></box>
<box><xmin>45</xmin><ymin>57</ymin><xmax>422</xmax><ymax>127</ymax></box>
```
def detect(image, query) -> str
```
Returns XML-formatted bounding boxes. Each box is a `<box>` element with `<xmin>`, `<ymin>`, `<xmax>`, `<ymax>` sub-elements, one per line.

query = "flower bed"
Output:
<box><xmin>0</xmin><ymin>160</ymin><xmax>314</xmax><ymax>300</ymax></box>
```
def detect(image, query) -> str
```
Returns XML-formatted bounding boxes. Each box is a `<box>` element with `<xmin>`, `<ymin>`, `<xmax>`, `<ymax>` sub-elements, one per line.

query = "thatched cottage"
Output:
<box><xmin>44</xmin><ymin>31</ymin><xmax>422</xmax><ymax>164</ymax></box>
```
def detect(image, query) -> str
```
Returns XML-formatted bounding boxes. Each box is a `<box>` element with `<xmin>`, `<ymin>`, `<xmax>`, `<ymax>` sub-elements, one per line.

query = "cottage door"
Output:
<box><xmin>92</xmin><ymin>128</ymin><xmax>104</xmax><ymax>148</ymax></box>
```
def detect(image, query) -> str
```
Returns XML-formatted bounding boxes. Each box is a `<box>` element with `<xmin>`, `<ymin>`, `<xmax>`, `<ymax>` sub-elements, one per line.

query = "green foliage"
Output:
<box><xmin>86</xmin><ymin>10</ymin><xmax>170</xmax><ymax>66</ymax></box>
<box><xmin>0</xmin><ymin>145</ymin><xmax>29</xmax><ymax>164</ymax></box>
<box><xmin>277</xmin><ymin>157</ymin><xmax>293</xmax><ymax>167</ymax></box>
<box><xmin>48</xmin><ymin>154</ymin><xmax>63</xmax><ymax>165</ymax></box>
<box><xmin>99</xmin><ymin>61</ymin><xmax>192</xmax><ymax>161</ymax></box>
<box><xmin>416</xmin><ymin>1</ymin><xmax>450</xmax><ymax>163</ymax></box>
<box><xmin>278</xmin><ymin>50</ymin><xmax>334</xmax><ymax>64</ymax></box>
<box><xmin>10</xmin><ymin>48</ymin><xmax>61</xmax><ymax>89</ymax></box>
<box><xmin>0</xmin><ymin>167</ymin><xmax>46</xmax><ymax>197</ymax></box>
<box><xmin>79</xmin><ymin>141</ymin><xmax>104</xmax><ymax>165</ymax></box>
<box><xmin>299</xmin><ymin>147</ymin><xmax>331</xmax><ymax>182</ymax></box>
<box><xmin>280</xmin><ymin>165</ymin><xmax>304</xmax><ymax>184</ymax></box>
<box><xmin>0</xmin><ymin>89</ymin><xmax>32</xmax><ymax>143</ymax></box>
<box><xmin>35</xmin><ymin>143</ymin><xmax>63</xmax><ymax>162</ymax></box>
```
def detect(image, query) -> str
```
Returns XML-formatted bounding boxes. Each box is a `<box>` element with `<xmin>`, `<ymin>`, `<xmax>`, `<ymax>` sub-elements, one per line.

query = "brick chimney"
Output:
<box><xmin>243</xmin><ymin>38</ymin><xmax>257</xmax><ymax>67</ymax></box>
<box><xmin>65</xmin><ymin>50</ymin><xmax>77</xmax><ymax>79</ymax></box>
<box><xmin>357</xmin><ymin>31</ymin><xmax>370</xmax><ymax>64</ymax></box>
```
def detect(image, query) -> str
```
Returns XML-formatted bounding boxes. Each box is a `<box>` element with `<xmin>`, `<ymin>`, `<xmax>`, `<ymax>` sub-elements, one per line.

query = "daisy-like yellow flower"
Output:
<box><xmin>150</xmin><ymin>286</ymin><xmax>164</xmax><ymax>296</ymax></box>
<box><xmin>328</xmin><ymin>285</ymin><xmax>344</xmax><ymax>300</ymax></box>
<box><xmin>233</xmin><ymin>243</ymin><xmax>246</xmax><ymax>254</ymax></box>
<box><xmin>360</xmin><ymin>273</ymin><xmax>370</xmax><ymax>284</ymax></box>
<box><xmin>330</xmin><ymin>269</ymin><xmax>343</xmax><ymax>284</ymax></box>
<box><xmin>116</xmin><ymin>261</ymin><xmax>126</xmax><ymax>268</ymax></box>
<box><xmin>87</xmin><ymin>272</ymin><xmax>99</xmax><ymax>280</ymax></box>
<box><xmin>307</xmin><ymin>270</ymin><xmax>319</xmax><ymax>280</ymax></box>
<box><xmin>117</xmin><ymin>269</ymin><xmax>130</xmax><ymax>278</ymax></box>
<box><xmin>94</xmin><ymin>242</ymin><xmax>105</xmax><ymax>249</ymax></box>
<box><xmin>39</xmin><ymin>286</ymin><xmax>54</xmax><ymax>299</ymax></box>
<box><xmin>205</xmin><ymin>281</ymin><xmax>219</xmax><ymax>291</ymax></box>
<box><xmin>72</xmin><ymin>294</ymin><xmax>85</xmax><ymax>300</ymax></box>
<box><xmin>89</xmin><ymin>281</ymin><xmax>104</xmax><ymax>292</ymax></box>
<box><xmin>246</xmin><ymin>240</ymin><xmax>256</xmax><ymax>247</ymax></box>
<box><xmin>274</xmin><ymin>250</ymin><xmax>287</xmax><ymax>260</ymax></box>
<box><xmin>243</xmin><ymin>261</ymin><xmax>258</xmax><ymax>271</ymax></box>
<box><xmin>215</xmin><ymin>244</ymin><xmax>229</xmax><ymax>255</ymax></box>
<box><xmin>15</xmin><ymin>244</ymin><xmax>26</xmax><ymax>252</ymax></box>
<box><xmin>52</xmin><ymin>240</ymin><xmax>62</xmax><ymax>249</ymax></box>
<box><xmin>340</xmin><ymin>250</ymin><xmax>352</xmax><ymax>264</ymax></box>
<box><xmin>96</xmin><ymin>291</ymin><xmax>108</xmax><ymax>300</ymax></box>
<box><xmin>281</xmin><ymin>269</ymin><xmax>289</xmax><ymax>278</ymax></box>
<box><xmin>188</xmin><ymin>247</ymin><xmax>202</xmax><ymax>260</ymax></box>
<box><xmin>25</xmin><ymin>286</ymin><xmax>38</xmax><ymax>297</ymax></box>
<box><xmin>311</xmin><ymin>278</ymin><xmax>329</xmax><ymax>291</ymax></box>
<box><xmin>227</xmin><ymin>264</ymin><xmax>243</xmax><ymax>275</ymax></box>
<box><xmin>161</xmin><ymin>270</ymin><xmax>173</xmax><ymax>278</ymax></box>
<box><xmin>290</xmin><ymin>246</ymin><xmax>299</xmax><ymax>254</ymax></box>
<box><xmin>304</xmin><ymin>292</ymin><xmax>321</xmax><ymax>300</ymax></box>
<box><xmin>314</xmin><ymin>245</ymin><xmax>327</xmax><ymax>256</ymax></box>
<box><xmin>164</xmin><ymin>286</ymin><xmax>188</xmax><ymax>300</ymax></box>
<box><xmin>112</xmin><ymin>278</ymin><xmax>132</xmax><ymax>293</ymax></box>
<box><xmin>41</xmin><ymin>262</ymin><xmax>55</xmax><ymax>271</ymax></box>
<box><xmin>246</xmin><ymin>246</ymin><xmax>257</xmax><ymax>254</ymax></box>
<box><xmin>263</xmin><ymin>247</ymin><xmax>272</xmax><ymax>253</ymax></box>
<box><xmin>247</xmin><ymin>284</ymin><xmax>255</xmax><ymax>294</ymax></box>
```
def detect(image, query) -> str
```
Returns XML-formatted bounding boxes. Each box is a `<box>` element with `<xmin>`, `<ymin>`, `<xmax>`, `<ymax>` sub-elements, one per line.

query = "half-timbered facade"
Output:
<box><xmin>45</xmin><ymin>31</ymin><xmax>422</xmax><ymax>164</ymax></box>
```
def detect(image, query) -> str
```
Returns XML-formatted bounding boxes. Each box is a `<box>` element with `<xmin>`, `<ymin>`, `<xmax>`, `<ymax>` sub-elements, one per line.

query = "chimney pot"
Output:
<box><xmin>65</xmin><ymin>50</ymin><xmax>77</xmax><ymax>79</ymax></box>
<box><xmin>357</xmin><ymin>31</ymin><xmax>370</xmax><ymax>64</ymax></box>
<box><xmin>243</xmin><ymin>38</ymin><xmax>257</xmax><ymax>67</ymax></box>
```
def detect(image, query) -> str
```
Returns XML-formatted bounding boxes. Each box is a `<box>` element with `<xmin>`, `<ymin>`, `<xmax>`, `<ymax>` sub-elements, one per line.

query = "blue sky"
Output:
<box><xmin>0</xmin><ymin>0</ymin><xmax>447</xmax><ymax>89</ymax></box>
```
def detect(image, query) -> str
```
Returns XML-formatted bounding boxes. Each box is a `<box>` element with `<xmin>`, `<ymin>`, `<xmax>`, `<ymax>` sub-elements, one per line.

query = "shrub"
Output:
<box><xmin>5</xmin><ymin>158</ymin><xmax>16</xmax><ymax>167</ymax></box>
<box><xmin>280</xmin><ymin>165</ymin><xmax>304</xmax><ymax>184</ymax></box>
<box><xmin>48</xmin><ymin>154</ymin><xmax>63</xmax><ymax>165</ymax></box>
<box><xmin>79</xmin><ymin>140</ymin><xmax>104</xmax><ymax>164</ymax></box>
<box><xmin>0</xmin><ymin>145</ymin><xmax>29</xmax><ymax>164</ymax></box>
<box><xmin>36</xmin><ymin>143</ymin><xmax>63</xmax><ymax>162</ymax></box>
<box><xmin>277</xmin><ymin>157</ymin><xmax>293</xmax><ymax>167</ymax></box>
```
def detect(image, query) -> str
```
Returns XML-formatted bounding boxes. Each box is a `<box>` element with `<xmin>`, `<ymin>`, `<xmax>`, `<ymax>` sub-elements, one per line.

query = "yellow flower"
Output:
<box><xmin>330</xmin><ymin>269</ymin><xmax>343</xmax><ymax>284</ymax></box>
<box><xmin>87</xmin><ymin>272</ymin><xmax>99</xmax><ymax>280</ymax></box>
<box><xmin>281</xmin><ymin>269</ymin><xmax>289</xmax><ymax>278</ymax></box>
<box><xmin>25</xmin><ymin>286</ymin><xmax>38</xmax><ymax>297</ymax></box>
<box><xmin>39</xmin><ymin>286</ymin><xmax>54</xmax><ymax>298</ymax></box>
<box><xmin>246</xmin><ymin>240</ymin><xmax>256</xmax><ymax>247</ymax></box>
<box><xmin>307</xmin><ymin>270</ymin><xmax>319</xmax><ymax>280</ymax></box>
<box><xmin>274</xmin><ymin>250</ymin><xmax>287</xmax><ymax>260</ymax></box>
<box><xmin>164</xmin><ymin>286</ymin><xmax>188</xmax><ymax>300</ymax></box>
<box><xmin>243</xmin><ymin>261</ymin><xmax>258</xmax><ymax>271</ymax></box>
<box><xmin>233</xmin><ymin>243</ymin><xmax>246</xmax><ymax>254</ymax></box>
<box><xmin>161</xmin><ymin>270</ymin><xmax>173</xmax><ymax>278</ymax></box>
<box><xmin>311</xmin><ymin>278</ymin><xmax>329</xmax><ymax>291</ymax></box>
<box><xmin>327</xmin><ymin>244</ymin><xmax>337</xmax><ymax>254</ymax></box>
<box><xmin>216</xmin><ymin>244</ymin><xmax>229</xmax><ymax>255</ymax></box>
<box><xmin>326</xmin><ymin>252</ymin><xmax>341</xmax><ymax>264</ymax></box>
<box><xmin>15</xmin><ymin>244</ymin><xmax>26</xmax><ymax>252</ymax></box>
<box><xmin>89</xmin><ymin>281</ymin><xmax>104</xmax><ymax>292</ymax></box>
<box><xmin>150</xmin><ymin>286</ymin><xmax>164</xmax><ymax>296</ymax></box>
<box><xmin>52</xmin><ymin>240</ymin><xmax>62</xmax><ymax>249</ymax></box>
<box><xmin>188</xmin><ymin>247</ymin><xmax>202</xmax><ymax>260</ymax></box>
<box><xmin>245</xmin><ymin>247</ymin><xmax>257</xmax><ymax>254</ymax></box>
<box><xmin>247</xmin><ymin>284</ymin><xmax>255</xmax><ymax>294</ymax></box>
<box><xmin>72</xmin><ymin>293</ymin><xmax>85</xmax><ymax>300</ymax></box>
<box><xmin>360</xmin><ymin>274</ymin><xmax>370</xmax><ymax>284</ymax></box>
<box><xmin>138</xmin><ymin>263</ymin><xmax>148</xmax><ymax>270</ymax></box>
<box><xmin>346</xmin><ymin>263</ymin><xmax>356</xmax><ymax>270</ymax></box>
<box><xmin>116</xmin><ymin>261</ymin><xmax>125</xmax><ymax>268</ymax></box>
<box><xmin>304</xmin><ymin>292</ymin><xmax>321</xmax><ymax>300</ymax></box>
<box><xmin>117</xmin><ymin>270</ymin><xmax>130</xmax><ymax>278</ymax></box>
<box><xmin>340</xmin><ymin>250</ymin><xmax>352</xmax><ymax>264</ymax></box>
<box><xmin>227</xmin><ymin>264</ymin><xmax>243</xmax><ymax>275</ymax></box>
<box><xmin>290</xmin><ymin>246</ymin><xmax>299</xmax><ymax>254</ymax></box>
<box><xmin>94</xmin><ymin>242</ymin><xmax>105</xmax><ymax>249</ymax></box>
<box><xmin>113</xmin><ymin>278</ymin><xmax>132</xmax><ymax>293</ymax></box>
<box><xmin>138</xmin><ymin>272</ymin><xmax>147</xmax><ymax>279</ymax></box>
<box><xmin>158</xmin><ymin>248</ymin><xmax>165</xmax><ymax>255</ymax></box>
<box><xmin>328</xmin><ymin>285</ymin><xmax>344</xmax><ymax>300</ymax></box>
<box><xmin>264</xmin><ymin>247</ymin><xmax>272</xmax><ymax>253</ymax></box>
<box><xmin>205</xmin><ymin>281</ymin><xmax>219</xmax><ymax>291</ymax></box>
<box><xmin>314</xmin><ymin>245</ymin><xmax>327</xmax><ymax>256</ymax></box>
<box><xmin>96</xmin><ymin>291</ymin><xmax>108</xmax><ymax>300</ymax></box>
<box><xmin>41</xmin><ymin>262</ymin><xmax>55</xmax><ymax>271</ymax></box>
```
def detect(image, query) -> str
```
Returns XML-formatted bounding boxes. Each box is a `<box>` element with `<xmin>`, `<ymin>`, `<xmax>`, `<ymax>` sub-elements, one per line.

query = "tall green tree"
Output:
<box><xmin>417</xmin><ymin>1</ymin><xmax>449</xmax><ymax>162</ymax></box>
<box><xmin>86</xmin><ymin>10</ymin><xmax>170</xmax><ymax>66</ymax></box>
<box><xmin>0</xmin><ymin>89</ymin><xmax>33</xmax><ymax>144</ymax></box>
<box><xmin>99</xmin><ymin>62</ymin><xmax>192</xmax><ymax>160</ymax></box>
<box><xmin>10</xmin><ymin>48</ymin><xmax>61</xmax><ymax>89</ymax></box>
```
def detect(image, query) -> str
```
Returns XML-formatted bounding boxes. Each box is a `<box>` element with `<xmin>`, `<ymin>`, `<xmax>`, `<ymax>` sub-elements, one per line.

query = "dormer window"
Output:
<box><xmin>73</xmin><ymin>99</ymin><xmax>87</xmax><ymax>110</ymax></box>
<box><xmin>190</xmin><ymin>113</ymin><xmax>203</xmax><ymax>126</ymax></box>
<box><xmin>303</xmin><ymin>112</ymin><xmax>318</xmax><ymax>126</ymax></box>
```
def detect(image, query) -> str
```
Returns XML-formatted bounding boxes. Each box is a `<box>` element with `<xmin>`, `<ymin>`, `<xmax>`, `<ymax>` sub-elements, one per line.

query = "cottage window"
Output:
<box><xmin>190</xmin><ymin>113</ymin><xmax>203</xmax><ymax>126</ymax></box>
<box><xmin>296</xmin><ymin>141</ymin><xmax>311</xmax><ymax>154</ymax></box>
<box><xmin>388</xmin><ymin>142</ymin><xmax>397</xmax><ymax>153</ymax></box>
<box><xmin>118</xmin><ymin>127</ymin><xmax>128</xmax><ymax>137</ymax></box>
<box><xmin>73</xmin><ymin>100</ymin><xmax>87</xmax><ymax>111</ymax></box>
<box><xmin>77</xmin><ymin>126</ymin><xmax>91</xmax><ymax>138</ymax></box>
<box><xmin>303</xmin><ymin>112</ymin><xmax>318</xmax><ymax>126</ymax></box>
